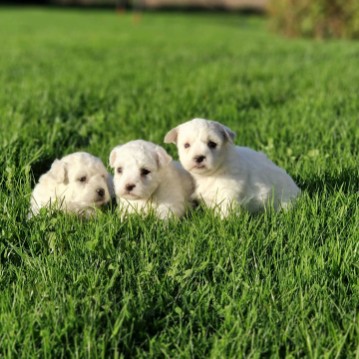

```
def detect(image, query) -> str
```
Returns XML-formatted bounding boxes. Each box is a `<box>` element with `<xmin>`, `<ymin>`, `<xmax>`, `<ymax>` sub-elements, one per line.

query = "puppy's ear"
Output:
<box><xmin>215</xmin><ymin>123</ymin><xmax>236</xmax><ymax>143</ymax></box>
<box><xmin>155</xmin><ymin>146</ymin><xmax>172</xmax><ymax>168</ymax></box>
<box><xmin>164</xmin><ymin>127</ymin><xmax>178</xmax><ymax>145</ymax></box>
<box><xmin>109</xmin><ymin>147</ymin><xmax>120</xmax><ymax>168</ymax></box>
<box><xmin>48</xmin><ymin>159</ymin><xmax>68</xmax><ymax>184</ymax></box>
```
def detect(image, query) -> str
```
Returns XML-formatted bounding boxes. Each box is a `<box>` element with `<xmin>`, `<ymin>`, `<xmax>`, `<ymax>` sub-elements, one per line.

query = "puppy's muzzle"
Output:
<box><xmin>125</xmin><ymin>183</ymin><xmax>136</xmax><ymax>192</ymax></box>
<box><xmin>194</xmin><ymin>155</ymin><xmax>206</xmax><ymax>164</ymax></box>
<box><xmin>96</xmin><ymin>188</ymin><xmax>105</xmax><ymax>198</ymax></box>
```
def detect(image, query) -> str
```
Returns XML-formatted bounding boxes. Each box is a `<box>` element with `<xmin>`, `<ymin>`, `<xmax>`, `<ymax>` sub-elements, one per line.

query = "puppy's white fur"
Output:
<box><xmin>109</xmin><ymin>140</ymin><xmax>194</xmax><ymax>220</ymax></box>
<box><xmin>30</xmin><ymin>152</ymin><xmax>113</xmax><ymax>217</ymax></box>
<box><xmin>165</xmin><ymin>118</ymin><xmax>300</xmax><ymax>217</ymax></box>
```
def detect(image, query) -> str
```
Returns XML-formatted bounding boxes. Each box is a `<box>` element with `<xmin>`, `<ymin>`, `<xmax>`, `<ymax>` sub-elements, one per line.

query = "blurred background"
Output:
<box><xmin>4</xmin><ymin>0</ymin><xmax>359</xmax><ymax>39</ymax></box>
<box><xmin>5</xmin><ymin>0</ymin><xmax>268</xmax><ymax>11</ymax></box>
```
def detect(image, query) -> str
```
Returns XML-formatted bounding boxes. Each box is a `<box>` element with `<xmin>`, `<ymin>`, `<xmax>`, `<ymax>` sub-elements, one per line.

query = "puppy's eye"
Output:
<box><xmin>184</xmin><ymin>143</ymin><xmax>190</xmax><ymax>149</ymax></box>
<box><xmin>117</xmin><ymin>167</ymin><xmax>122</xmax><ymax>174</ymax></box>
<box><xmin>141</xmin><ymin>168</ymin><xmax>151</xmax><ymax>176</ymax></box>
<box><xmin>78</xmin><ymin>176</ymin><xmax>87</xmax><ymax>183</ymax></box>
<box><xmin>208</xmin><ymin>141</ymin><xmax>217</xmax><ymax>149</ymax></box>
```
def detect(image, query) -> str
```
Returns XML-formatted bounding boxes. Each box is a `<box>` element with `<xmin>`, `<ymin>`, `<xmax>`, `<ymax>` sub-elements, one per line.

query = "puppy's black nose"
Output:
<box><xmin>97</xmin><ymin>188</ymin><xmax>105</xmax><ymax>197</ymax></box>
<box><xmin>125</xmin><ymin>184</ymin><xmax>136</xmax><ymax>192</ymax></box>
<box><xmin>194</xmin><ymin>155</ymin><xmax>205</xmax><ymax>164</ymax></box>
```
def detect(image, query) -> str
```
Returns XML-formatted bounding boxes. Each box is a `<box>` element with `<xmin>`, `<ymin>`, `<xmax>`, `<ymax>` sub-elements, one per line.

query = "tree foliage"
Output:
<box><xmin>269</xmin><ymin>0</ymin><xmax>359</xmax><ymax>39</ymax></box>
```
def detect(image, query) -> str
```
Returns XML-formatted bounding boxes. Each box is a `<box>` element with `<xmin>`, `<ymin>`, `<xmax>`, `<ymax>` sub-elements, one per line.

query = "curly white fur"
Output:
<box><xmin>109</xmin><ymin>140</ymin><xmax>194</xmax><ymax>220</ymax></box>
<box><xmin>30</xmin><ymin>152</ymin><xmax>113</xmax><ymax>217</ymax></box>
<box><xmin>165</xmin><ymin>118</ymin><xmax>300</xmax><ymax>217</ymax></box>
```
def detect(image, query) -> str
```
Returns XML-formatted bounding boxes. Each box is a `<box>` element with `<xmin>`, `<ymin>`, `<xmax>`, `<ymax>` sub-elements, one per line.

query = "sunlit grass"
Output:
<box><xmin>0</xmin><ymin>8</ymin><xmax>358</xmax><ymax>357</ymax></box>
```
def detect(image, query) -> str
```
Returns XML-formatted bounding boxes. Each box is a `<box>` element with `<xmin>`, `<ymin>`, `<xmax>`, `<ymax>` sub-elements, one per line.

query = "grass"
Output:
<box><xmin>0</xmin><ymin>7</ymin><xmax>358</xmax><ymax>358</ymax></box>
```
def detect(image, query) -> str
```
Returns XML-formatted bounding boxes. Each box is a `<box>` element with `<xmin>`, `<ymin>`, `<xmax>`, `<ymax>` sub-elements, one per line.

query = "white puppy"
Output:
<box><xmin>30</xmin><ymin>152</ymin><xmax>113</xmax><ymax>217</ymax></box>
<box><xmin>164</xmin><ymin>118</ymin><xmax>300</xmax><ymax>217</ymax></box>
<box><xmin>109</xmin><ymin>140</ymin><xmax>194</xmax><ymax>220</ymax></box>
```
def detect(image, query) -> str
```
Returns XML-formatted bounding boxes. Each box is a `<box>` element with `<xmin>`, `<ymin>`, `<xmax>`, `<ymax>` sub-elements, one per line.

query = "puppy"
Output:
<box><xmin>164</xmin><ymin>118</ymin><xmax>300</xmax><ymax>217</ymax></box>
<box><xmin>30</xmin><ymin>152</ymin><xmax>113</xmax><ymax>217</ymax></box>
<box><xmin>109</xmin><ymin>140</ymin><xmax>194</xmax><ymax>220</ymax></box>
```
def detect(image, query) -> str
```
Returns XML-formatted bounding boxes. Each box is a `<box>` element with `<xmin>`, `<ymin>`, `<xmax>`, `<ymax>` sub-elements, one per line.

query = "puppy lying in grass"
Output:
<box><xmin>165</xmin><ymin>118</ymin><xmax>300</xmax><ymax>217</ymax></box>
<box><xmin>30</xmin><ymin>152</ymin><xmax>113</xmax><ymax>217</ymax></box>
<box><xmin>109</xmin><ymin>140</ymin><xmax>194</xmax><ymax>220</ymax></box>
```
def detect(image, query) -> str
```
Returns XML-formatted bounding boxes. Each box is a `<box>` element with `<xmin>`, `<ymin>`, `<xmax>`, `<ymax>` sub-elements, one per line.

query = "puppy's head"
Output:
<box><xmin>164</xmin><ymin>118</ymin><xmax>235</xmax><ymax>175</ymax></box>
<box><xmin>109</xmin><ymin>140</ymin><xmax>172</xmax><ymax>201</ymax></box>
<box><xmin>46</xmin><ymin>152</ymin><xmax>112</xmax><ymax>209</ymax></box>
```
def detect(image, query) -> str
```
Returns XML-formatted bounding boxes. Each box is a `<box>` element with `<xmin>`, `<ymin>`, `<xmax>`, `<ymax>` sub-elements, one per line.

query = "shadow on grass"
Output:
<box><xmin>7</xmin><ymin>139</ymin><xmax>92</xmax><ymax>182</ymax></box>
<box><xmin>297</xmin><ymin>168</ymin><xmax>359</xmax><ymax>195</ymax></box>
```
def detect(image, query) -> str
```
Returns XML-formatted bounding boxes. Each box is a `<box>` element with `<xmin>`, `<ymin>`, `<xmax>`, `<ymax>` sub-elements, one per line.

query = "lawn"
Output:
<box><xmin>0</xmin><ymin>7</ymin><xmax>358</xmax><ymax>358</ymax></box>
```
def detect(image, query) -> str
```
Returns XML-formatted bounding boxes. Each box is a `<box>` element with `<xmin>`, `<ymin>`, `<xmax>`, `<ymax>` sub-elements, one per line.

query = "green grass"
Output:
<box><xmin>0</xmin><ymin>7</ymin><xmax>358</xmax><ymax>358</ymax></box>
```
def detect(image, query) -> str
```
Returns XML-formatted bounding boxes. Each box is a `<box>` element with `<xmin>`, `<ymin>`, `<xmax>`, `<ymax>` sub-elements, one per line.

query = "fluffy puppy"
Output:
<box><xmin>109</xmin><ymin>140</ymin><xmax>194</xmax><ymax>220</ymax></box>
<box><xmin>164</xmin><ymin>118</ymin><xmax>300</xmax><ymax>217</ymax></box>
<box><xmin>30</xmin><ymin>152</ymin><xmax>113</xmax><ymax>217</ymax></box>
